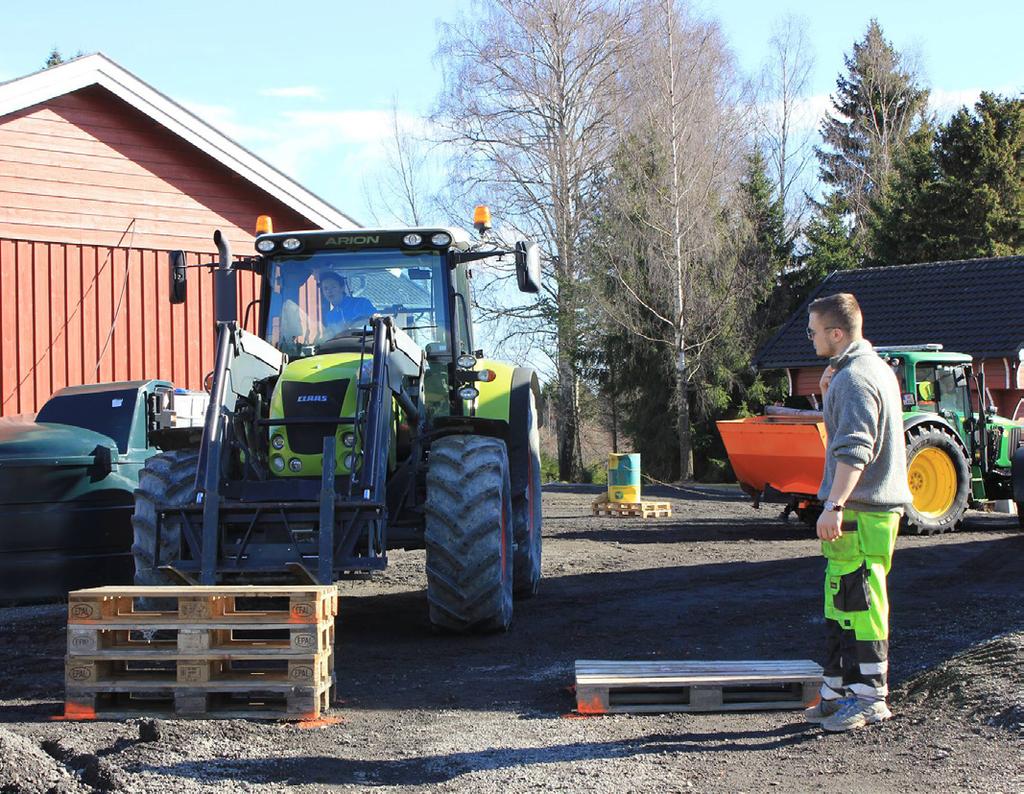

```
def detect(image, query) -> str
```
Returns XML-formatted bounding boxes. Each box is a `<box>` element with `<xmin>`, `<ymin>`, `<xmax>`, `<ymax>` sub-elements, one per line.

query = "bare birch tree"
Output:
<box><xmin>756</xmin><ymin>14</ymin><xmax>816</xmax><ymax>234</ymax></box>
<box><xmin>433</xmin><ymin>0</ymin><xmax>636</xmax><ymax>481</ymax></box>
<box><xmin>592</xmin><ymin>0</ymin><xmax>757</xmax><ymax>480</ymax></box>
<box><xmin>362</xmin><ymin>103</ymin><xmax>435</xmax><ymax>227</ymax></box>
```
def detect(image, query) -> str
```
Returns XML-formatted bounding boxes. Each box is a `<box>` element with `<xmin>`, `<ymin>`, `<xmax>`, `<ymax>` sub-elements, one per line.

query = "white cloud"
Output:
<box><xmin>181</xmin><ymin>100</ymin><xmax>276</xmax><ymax>144</ymax></box>
<box><xmin>259</xmin><ymin>86</ymin><xmax>324</xmax><ymax>99</ymax></box>
<box><xmin>927</xmin><ymin>85</ymin><xmax>1021</xmax><ymax>118</ymax></box>
<box><xmin>757</xmin><ymin>93</ymin><xmax>832</xmax><ymax>135</ymax></box>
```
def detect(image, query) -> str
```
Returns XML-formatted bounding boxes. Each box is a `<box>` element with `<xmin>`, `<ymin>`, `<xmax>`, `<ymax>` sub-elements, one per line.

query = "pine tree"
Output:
<box><xmin>741</xmin><ymin>150</ymin><xmax>793</xmax><ymax>337</ymax></box>
<box><xmin>816</xmin><ymin>19</ymin><xmax>928</xmax><ymax>254</ymax></box>
<box><xmin>869</xmin><ymin>93</ymin><xmax>1024</xmax><ymax>263</ymax></box>
<box><xmin>45</xmin><ymin>48</ymin><xmax>64</xmax><ymax>68</ymax></box>
<box><xmin>790</xmin><ymin>192</ymin><xmax>858</xmax><ymax>303</ymax></box>
<box><xmin>867</xmin><ymin>120</ymin><xmax>938</xmax><ymax>265</ymax></box>
<box><xmin>930</xmin><ymin>93</ymin><xmax>1024</xmax><ymax>257</ymax></box>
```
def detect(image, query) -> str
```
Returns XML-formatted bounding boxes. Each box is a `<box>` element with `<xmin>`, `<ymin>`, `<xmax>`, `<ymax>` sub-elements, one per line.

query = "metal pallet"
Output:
<box><xmin>575</xmin><ymin>659</ymin><xmax>822</xmax><ymax>714</ymax></box>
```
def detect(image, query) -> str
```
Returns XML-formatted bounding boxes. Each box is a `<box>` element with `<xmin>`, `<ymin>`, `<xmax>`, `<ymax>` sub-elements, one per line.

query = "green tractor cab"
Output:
<box><xmin>134</xmin><ymin>221</ymin><xmax>544</xmax><ymax>632</ymax></box>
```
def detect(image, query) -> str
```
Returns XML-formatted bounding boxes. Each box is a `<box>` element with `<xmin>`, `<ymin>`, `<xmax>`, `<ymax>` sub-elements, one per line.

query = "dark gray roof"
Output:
<box><xmin>754</xmin><ymin>255</ymin><xmax>1024</xmax><ymax>369</ymax></box>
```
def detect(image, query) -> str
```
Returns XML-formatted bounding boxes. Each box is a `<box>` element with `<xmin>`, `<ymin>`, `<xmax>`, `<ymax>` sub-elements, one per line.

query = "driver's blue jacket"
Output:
<box><xmin>324</xmin><ymin>296</ymin><xmax>376</xmax><ymax>327</ymax></box>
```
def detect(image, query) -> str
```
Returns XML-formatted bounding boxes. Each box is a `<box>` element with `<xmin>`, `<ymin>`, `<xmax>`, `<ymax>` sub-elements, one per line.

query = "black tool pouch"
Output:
<box><xmin>833</xmin><ymin>564</ymin><xmax>871</xmax><ymax>612</ymax></box>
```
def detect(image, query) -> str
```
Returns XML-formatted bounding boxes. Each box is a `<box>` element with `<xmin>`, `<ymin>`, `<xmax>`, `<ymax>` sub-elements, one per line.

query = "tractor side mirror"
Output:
<box><xmin>169</xmin><ymin>250</ymin><xmax>187</xmax><ymax>304</ymax></box>
<box><xmin>514</xmin><ymin>241</ymin><xmax>541</xmax><ymax>294</ymax></box>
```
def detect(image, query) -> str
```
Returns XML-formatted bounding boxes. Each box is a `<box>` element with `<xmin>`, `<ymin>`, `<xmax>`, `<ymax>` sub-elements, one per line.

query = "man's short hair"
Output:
<box><xmin>809</xmin><ymin>292</ymin><xmax>862</xmax><ymax>335</ymax></box>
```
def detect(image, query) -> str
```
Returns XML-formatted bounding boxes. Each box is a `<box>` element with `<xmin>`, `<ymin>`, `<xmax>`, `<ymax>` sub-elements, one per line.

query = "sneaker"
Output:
<box><xmin>821</xmin><ymin>697</ymin><xmax>892</xmax><ymax>732</ymax></box>
<box><xmin>803</xmin><ymin>696</ymin><xmax>849</xmax><ymax>723</ymax></box>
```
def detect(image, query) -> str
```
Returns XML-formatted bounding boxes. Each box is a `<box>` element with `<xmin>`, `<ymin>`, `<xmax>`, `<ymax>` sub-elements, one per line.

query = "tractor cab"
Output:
<box><xmin>256</xmin><ymin>228</ymin><xmax>466</xmax><ymax>361</ymax></box>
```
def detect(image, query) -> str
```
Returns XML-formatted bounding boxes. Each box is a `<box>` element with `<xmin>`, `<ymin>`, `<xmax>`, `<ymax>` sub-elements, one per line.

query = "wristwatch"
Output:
<box><xmin>823</xmin><ymin>500</ymin><xmax>844</xmax><ymax>512</ymax></box>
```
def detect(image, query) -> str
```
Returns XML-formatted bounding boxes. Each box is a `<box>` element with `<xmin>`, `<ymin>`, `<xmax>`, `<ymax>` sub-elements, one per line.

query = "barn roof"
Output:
<box><xmin>0</xmin><ymin>53</ymin><xmax>358</xmax><ymax>231</ymax></box>
<box><xmin>754</xmin><ymin>255</ymin><xmax>1024</xmax><ymax>369</ymax></box>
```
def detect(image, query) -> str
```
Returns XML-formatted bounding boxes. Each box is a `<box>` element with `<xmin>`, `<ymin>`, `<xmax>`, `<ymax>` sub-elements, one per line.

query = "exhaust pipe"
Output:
<box><xmin>213</xmin><ymin>230</ymin><xmax>238</xmax><ymax>326</ymax></box>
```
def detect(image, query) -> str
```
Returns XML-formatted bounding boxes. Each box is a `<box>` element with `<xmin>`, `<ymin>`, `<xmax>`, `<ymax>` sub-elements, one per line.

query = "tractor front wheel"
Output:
<box><xmin>512</xmin><ymin>391</ymin><xmax>543</xmax><ymax>598</ymax></box>
<box><xmin>425</xmin><ymin>435</ymin><xmax>514</xmax><ymax>633</ymax></box>
<box><xmin>131</xmin><ymin>449</ymin><xmax>199</xmax><ymax>586</ymax></box>
<box><xmin>903</xmin><ymin>426</ymin><xmax>970</xmax><ymax>535</ymax></box>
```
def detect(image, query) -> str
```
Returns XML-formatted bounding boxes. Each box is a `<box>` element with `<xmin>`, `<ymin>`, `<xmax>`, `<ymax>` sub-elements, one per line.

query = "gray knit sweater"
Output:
<box><xmin>817</xmin><ymin>339</ymin><xmax>913</xmax><ymax>513</ymax></box>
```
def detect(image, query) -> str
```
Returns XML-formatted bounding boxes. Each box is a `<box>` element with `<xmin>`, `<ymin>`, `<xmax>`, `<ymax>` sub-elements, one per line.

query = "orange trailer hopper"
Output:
<box><xmin>716</xmin><ymin>416</ymin><xmax>827</xmax><ymax>498</ymax></box>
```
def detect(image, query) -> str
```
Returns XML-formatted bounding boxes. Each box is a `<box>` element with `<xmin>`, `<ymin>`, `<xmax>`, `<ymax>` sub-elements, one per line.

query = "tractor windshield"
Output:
<box><xmin>263</xmin><ymin>249</ymin><xmax>450</xmax><ymax>358</ymax></box>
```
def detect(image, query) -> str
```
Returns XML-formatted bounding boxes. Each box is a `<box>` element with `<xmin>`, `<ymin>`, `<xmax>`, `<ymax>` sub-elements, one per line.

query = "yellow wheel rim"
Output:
<box><xmin>907</xmin><ymin>447</ymin><xmax>957</xmax><ymax>517</ymax></box>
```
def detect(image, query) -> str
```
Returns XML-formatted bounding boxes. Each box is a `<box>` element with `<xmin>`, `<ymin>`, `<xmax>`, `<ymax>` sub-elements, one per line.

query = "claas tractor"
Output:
<box><xmin>131</xmin><ymin>213</ymin><xmax>544</xmax><ymax>632</ymax></box>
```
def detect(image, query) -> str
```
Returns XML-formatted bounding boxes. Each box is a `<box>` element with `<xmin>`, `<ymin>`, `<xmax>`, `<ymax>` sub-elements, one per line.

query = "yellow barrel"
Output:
<box><xmin>607</xmin><ymin>453</ymin><xmax>641</xmax><ymax>503</ymax></box>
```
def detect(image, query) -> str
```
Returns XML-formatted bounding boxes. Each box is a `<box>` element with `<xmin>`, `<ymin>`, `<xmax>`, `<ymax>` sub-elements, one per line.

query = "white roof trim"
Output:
<box><xmin>0</xmin><ymin>53</ymin><xmax>359</xmax><ymax>231</ymax></box>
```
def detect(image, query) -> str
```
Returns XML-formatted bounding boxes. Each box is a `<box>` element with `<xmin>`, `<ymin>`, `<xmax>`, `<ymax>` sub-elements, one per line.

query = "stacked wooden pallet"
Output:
<box><xmin>591</xmin><ymin>499</ymin><xmax>672</xmax><ymax>518</ymax></box>
<box><xmin>63</xmin><ymin>585</ymin><xmax>338</xmax><ymax>721</ymax></box>
<box><xmin>575</xmin><ymin>659</ymin><xmax>822</xmax><ymax>714</ymax></box>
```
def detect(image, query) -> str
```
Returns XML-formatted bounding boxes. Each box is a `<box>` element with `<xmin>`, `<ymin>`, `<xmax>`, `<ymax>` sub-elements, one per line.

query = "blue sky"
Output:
<box><xmin>2</xmin><ymin>0</ymin><xmax>1021</xmax><ymax>230</ymax></box>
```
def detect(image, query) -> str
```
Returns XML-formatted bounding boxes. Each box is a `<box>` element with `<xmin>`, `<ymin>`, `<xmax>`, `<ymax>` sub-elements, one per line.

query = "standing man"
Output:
<box><xmin>802</xmin><ymin>293</ymin><xmax>913</xmax><ymax>732</ymax></box>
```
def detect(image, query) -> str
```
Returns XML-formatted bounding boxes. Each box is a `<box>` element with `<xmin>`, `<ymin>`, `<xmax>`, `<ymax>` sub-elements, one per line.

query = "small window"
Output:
<box><xmin>36</xmin><ymin>390</ymin><xmax>138</xmax><ymax>453</ymax></box>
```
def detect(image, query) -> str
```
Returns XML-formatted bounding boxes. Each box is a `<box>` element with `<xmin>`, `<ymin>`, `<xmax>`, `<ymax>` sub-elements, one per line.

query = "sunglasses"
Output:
<box><xmin>806</xmin><ymin>326</ymin><xmax>839</xmax><ymax>339</ymax></box>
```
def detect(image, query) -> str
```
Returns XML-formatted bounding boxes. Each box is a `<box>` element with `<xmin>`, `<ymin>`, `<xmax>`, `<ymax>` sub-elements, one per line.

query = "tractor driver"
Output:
<box><xmin>319</xmin><ymin>271</ymin><xmax>377</xmax><ymax>338</ymax></box>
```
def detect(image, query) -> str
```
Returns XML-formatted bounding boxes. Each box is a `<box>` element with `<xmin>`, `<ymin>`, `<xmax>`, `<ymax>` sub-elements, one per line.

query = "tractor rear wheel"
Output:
<box><xmin>131</xmin><ymin>449</ymin><xmax>199</xmax><ymax>586</ymax></box>
<box><xmin>512</xmin><ymin>392</ymin><xmax>543</xmax><ymax>598</ymax></box>
<box><xmin>425</xmin><ymin>435</ymin><xmax>514</xmax><ymax>633</ymax></box>
<box><xmin>903</xmin><ymin>426</ymin><xmax>970</xmax><ymax>535</ymax></box>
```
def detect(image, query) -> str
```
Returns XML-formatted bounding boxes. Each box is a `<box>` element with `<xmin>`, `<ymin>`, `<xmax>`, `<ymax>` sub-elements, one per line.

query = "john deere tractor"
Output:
<box><xmin>131</xmin><ymin>214</ymin><xmax>544</xmax><ymax>632</ymax></box>
<box><xmin>879</xmin><ymin>345</ymin><xmax>1024</xmax><ymax>534</ymax></box>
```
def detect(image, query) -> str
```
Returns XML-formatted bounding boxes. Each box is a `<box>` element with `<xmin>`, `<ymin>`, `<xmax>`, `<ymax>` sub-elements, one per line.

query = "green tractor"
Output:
<box><xmin>131</xmin><ymin>216</ymin><xmax>544</xmax><ymax>632</ymax></box>
<box><xmin>879</xmin><ymin>345</ymin><xmax>1024</xmax><ymax>534</ymax></box>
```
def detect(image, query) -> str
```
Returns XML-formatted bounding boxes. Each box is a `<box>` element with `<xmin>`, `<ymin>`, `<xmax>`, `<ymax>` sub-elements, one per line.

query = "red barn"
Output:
<box><xmin>0</xmin><ymin>53</ymin><xmax>357</xmax><ymax>416</ymax></box>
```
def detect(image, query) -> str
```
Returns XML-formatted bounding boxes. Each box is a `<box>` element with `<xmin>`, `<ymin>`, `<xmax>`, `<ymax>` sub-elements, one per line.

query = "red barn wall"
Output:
<box><xmin>0</xmin><ymin>84</ymin><xmax>328</xmax><ymax>416</ymax></box>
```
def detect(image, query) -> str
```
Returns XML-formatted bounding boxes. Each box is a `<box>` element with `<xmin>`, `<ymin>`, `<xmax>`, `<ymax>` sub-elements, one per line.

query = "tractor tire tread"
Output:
<box><xmin>425</xmin><ymin>435</ymin><xmax>513</xmax><ymax>633</ymax></box>
<box><xmin>131</xmin><ymin>449</ymin><xmax>199</xmax><ymax>587</ymax></box>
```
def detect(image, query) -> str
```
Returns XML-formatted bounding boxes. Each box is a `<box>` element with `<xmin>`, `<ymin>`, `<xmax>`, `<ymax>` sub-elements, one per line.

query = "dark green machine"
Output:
<box><xmin>0</xmin><ymin>380</ymin><xmax>192</xmax><ymax>599</ymax></box>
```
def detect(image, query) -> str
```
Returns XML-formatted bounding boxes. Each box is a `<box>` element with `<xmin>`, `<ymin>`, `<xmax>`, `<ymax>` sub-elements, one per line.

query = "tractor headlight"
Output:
<box><xmin>342</xmin><ymin>431</ymin><xmax>356</xmax><ymax>448</ymax></box>
<box><xmin>343</xmin><ymin>453</ymin><xmax>356</xmax><ymax>470</ymax></box>
<box><xmin>271</xmin><ymin>434</ymin><xmax>285</xmax><ymax>450</ymax></box>
<box><xmin>255</xmin><ymin>239</ymin><xmax>276</xmax><ymax>253</ymax></box>
<box><xmin>456</xmin><ymin>354</ymin><xmax>477</xmax><ymax>369</ymax></box>
<box><xmin>458</xmin><ymin>386</ymin><xmax>479</xmax><ymax>401</ymax></box>
<box><xmin>403</xmin><ymin>233</ymin><xmax>423</xmax><ymax>246</ymax></box>
<box><xmin>288</xmin><ymin>458</ymin><xmax>303</xmax><ymax>472</ymax></box>
<box><xmin>431</xmin><ymin>233</ymin><xmax>451</xmax><ymax>247</ymax></box>
<box><xmin>282</xmin><ymin>237</ymin><xmax>302</xmax><ymax>251</ymax></box>
<box><xmin>271</xmin><ymin>455</ymin><xmax>285</xmax><ymax>472</ymax></box>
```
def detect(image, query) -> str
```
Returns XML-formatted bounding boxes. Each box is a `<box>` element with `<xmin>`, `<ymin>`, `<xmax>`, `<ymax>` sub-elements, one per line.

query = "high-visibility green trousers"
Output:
<box><xmin>820</xmin><ymin>509</ymin><xmax>899</xmax><ymax>700</ymax></box>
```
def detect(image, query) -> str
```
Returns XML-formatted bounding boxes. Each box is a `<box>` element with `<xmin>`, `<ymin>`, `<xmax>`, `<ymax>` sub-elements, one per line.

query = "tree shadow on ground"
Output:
<box><xmin>549</xmin><ymin>517</ymin><xmax>815</xmax><ymax>543</ymax></box>
<box><xmin>140</xmin><ymin>723</ymin><xmax>816</xmax><ymax>787</ymax></box>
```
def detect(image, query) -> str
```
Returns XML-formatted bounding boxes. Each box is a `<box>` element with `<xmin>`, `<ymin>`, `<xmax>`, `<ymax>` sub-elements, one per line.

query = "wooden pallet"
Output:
<box><xmin>575</xmin><ymin>659</ymin><xmax>822</xmax><ymax>714</ymax></box>
<box><xmin>68</xmin><ymin>621</ymin><xmax>335</xmax><ymax>655</ymax></box>
<box><xmin>67</xmin><ymin>585</ymin><xmax>338</xmax><ymax>626</ymax></box>
<box><xmin>64</xmin><ymin>678</ymin><xmax>332</xmax><ymax>721</ymax></box>
<box><xmin>64</xmin><ymin>585</ymin><xmax>337</xmax><ymax>721</ymax></box>
<box><xmin>591</xmin><ymin>499</ymin><xmax>672</xmax><ymax>518</ymax></box>
<box><xmin>66</xmin><ymin>650</ymin><xmax>333</xmax><ymax>686</ymax></box>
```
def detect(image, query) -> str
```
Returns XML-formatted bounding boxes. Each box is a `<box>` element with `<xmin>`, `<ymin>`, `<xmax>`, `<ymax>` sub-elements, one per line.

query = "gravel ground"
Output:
<box><xmin>0</xmin><ymin>484</ymin><xmax>1021</xmax><ymax>793</ymax></box>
